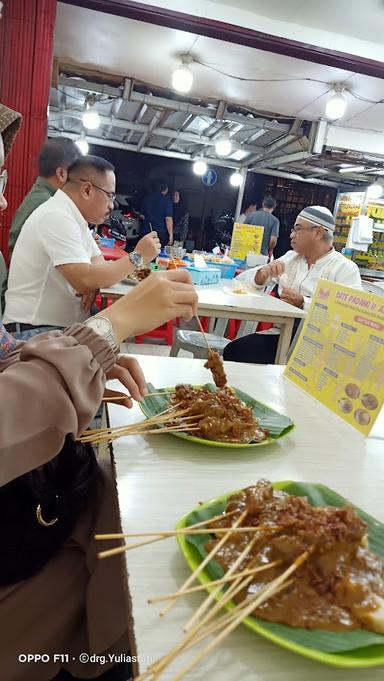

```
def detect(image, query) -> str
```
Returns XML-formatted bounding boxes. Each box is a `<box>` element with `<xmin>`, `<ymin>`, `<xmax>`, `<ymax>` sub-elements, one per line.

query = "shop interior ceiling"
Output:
<box><xmin>49</xmin><ymin>1</ymin><xmax>384</xmax><ymax>189</ymax></box>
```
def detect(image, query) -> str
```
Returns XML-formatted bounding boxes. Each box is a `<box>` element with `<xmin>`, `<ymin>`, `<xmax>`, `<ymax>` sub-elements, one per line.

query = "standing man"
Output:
<box><xmin>142</xmin><ymin>178</ymin><xmax>173</xmax><ymax>246</ymax></box>
<box><xmin>245</xmin><ymin>196</ymin><xmax>280</xmax><ymax>256</ymax></box>
<box><xmin>4</xmin><ymin>155</ymin><xmax>161</xmax><ymax>339</ymax></box>
<box><xmin>8</xmin><ymin>137</ymin><xmax>80</xmax><ymax>255</ymax></box>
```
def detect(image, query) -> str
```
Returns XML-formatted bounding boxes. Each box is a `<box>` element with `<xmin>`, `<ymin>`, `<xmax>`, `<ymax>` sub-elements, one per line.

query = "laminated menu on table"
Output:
<box><xmin>284</xmin><ymin>279</ymin><xmax>384</xmax><ymax>435</ymax></box>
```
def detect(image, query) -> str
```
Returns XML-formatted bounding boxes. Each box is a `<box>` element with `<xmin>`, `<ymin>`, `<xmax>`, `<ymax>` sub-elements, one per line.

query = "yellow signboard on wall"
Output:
<box><xmin>284</xmin><ymin>279</ymin><xmax>384</xmax><ymax>435</ymax></box>
<box><xmin>229</xmin><ymin>223</ymin><xmax>264</xmax><ymax>260</ymax></box>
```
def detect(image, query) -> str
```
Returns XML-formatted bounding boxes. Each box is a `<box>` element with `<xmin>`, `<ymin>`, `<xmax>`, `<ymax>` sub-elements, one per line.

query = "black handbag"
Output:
<box><xmin>0</xmin><ymin>436</ymin><xmax>98</xmax><ymax>585</ymax></box>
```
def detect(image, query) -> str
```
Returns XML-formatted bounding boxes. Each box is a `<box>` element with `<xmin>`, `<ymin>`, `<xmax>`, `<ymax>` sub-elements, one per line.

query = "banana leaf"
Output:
<box><xmin>140</xmin><ymin>383</ymin><xmax>294</xmax><ymax>448</ymax></box>
<box><xmin>176</xmin><ymin>481</ymin><xmax>384</xmax><ymax>667</ymax></box>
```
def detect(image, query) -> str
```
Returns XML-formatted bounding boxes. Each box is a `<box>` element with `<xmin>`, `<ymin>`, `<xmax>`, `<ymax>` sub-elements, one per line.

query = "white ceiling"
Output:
<box><xmin>51</xmin><ymin>2</ymin><xmax>384</xmax><ymax>186</ymax></box>
<box><xmin>54</xmin><ymin>4</ymin><xmax>384</xmax><ymax>131</ymax></box>
<box><xmin>134</xmin><ymin>0</ymin><xmax>384</xmax><ymax>61</ymax></box>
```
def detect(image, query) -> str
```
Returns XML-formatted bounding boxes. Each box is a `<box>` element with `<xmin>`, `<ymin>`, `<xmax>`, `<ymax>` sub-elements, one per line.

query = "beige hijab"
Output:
<box><xmin>0</xmin><ymin>103</ymin><xmax>22</xmax><ymax>159</ymax></box>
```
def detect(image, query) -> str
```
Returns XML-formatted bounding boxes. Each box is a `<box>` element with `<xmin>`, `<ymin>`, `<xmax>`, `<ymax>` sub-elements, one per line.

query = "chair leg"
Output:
<box><xmin>169</xmin><ymin>339</ymin><xmax>182</xmax><ymax>357</ymax></box>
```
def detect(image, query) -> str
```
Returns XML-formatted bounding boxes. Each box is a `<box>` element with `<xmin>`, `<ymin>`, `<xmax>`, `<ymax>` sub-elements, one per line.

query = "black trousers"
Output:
<box><xmin>223</xmin><ymin>319</ymin><xmax>301</xmax><ymax>365</ymax></box>
<box><xmin>223</xmin><ymin>333</ymin><xmax>279</xmax><ymax>364</ymax></box>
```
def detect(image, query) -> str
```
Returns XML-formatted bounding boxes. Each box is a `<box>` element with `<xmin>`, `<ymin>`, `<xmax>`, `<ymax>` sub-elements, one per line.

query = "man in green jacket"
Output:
<box><xmin>8</xmin><ymin>136</ymin><xmax>80</xmax><ymax>255</ymax></box>
<box><xmin>1</xmin><ymin>137</ymin><xmax>80</xmax><ymax>310</ymax></box>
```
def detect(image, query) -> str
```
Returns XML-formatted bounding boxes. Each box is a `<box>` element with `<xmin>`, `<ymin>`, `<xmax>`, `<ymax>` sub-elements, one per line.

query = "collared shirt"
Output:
<box><xmin>244</xmin><ymin>209</ymin><xmax>280</xmax><ymax>255</ymax></box>
<box><xmin>8</xmin><ymin>177</ymin><xmax>56</xmax><ymax>255</ymax></box>
<box><xmin>4</xmin><ymin>190</ymin><xmax>101</xmax><ymax>326</ymax></box>
<box><xmin>237</xmin><ymin>248</ymin><xmax>362</xmax><ymax>311</ymax></box>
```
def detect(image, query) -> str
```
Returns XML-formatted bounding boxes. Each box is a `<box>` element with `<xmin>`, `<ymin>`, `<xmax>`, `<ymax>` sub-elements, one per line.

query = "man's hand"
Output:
<box><xmin>104</xmin><ymin>355</ymin><xmax>147</xmax><ymax>408</ymax></box>
<box><xmin>255</xmin><ymin>260</ymin><xmax>285</xmax><ymax>285</ymax></box>
<box><xmin>135</xmin><ymin>232</ymin><xmax>161</xmax><ymax>262</ymax></box>
<box><xmin>79</xmin><ymin>290</ymin><xmax>98</xmax><ymax>311</ymax></box>
<box><xmin>99</xmin><ymin>269</ymin><xmax>198</xmax><ymax>342</ymax></box>
<box><xmin>265</xmin><ymin>261</ymin><xmax>285</xmax><ymax>278</ymax></box>
<box><xmin>280</xmin><ymin>287</ymin><xmax>303</xmax><ymax>308</ymax></box>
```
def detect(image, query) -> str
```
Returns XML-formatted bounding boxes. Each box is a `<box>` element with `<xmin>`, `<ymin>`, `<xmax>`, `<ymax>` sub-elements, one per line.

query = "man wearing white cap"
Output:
<box><xmin>224</xmin><ymin>205</ymin><xmax>362</xmax><ymax>364</ymax></box>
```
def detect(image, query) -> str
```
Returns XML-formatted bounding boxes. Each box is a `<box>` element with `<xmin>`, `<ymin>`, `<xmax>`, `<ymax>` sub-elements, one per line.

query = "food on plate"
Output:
<box><xmin>204</xmin><ymin>349</ymin><xmax>227</xmax><ymax>388</ymax></box>
<box><xmin>231</xmin><ymin>287</ymin><xmax>248</xmax><ymax>295</ymax></box>
<box><xmin>338</xmin><ymin>397</ymin><xmax>353</xmax><ymax>413</ymax></box>
<box><xmin>168</xmin><ymin>385</ymin><xmax>269</xmax><ymax>444</ymax></box>
<box><xmin>354</xmin><ymin>408</ymin><xmax>371</xmax><ymax>426</ymax></box>
<box><xmin>206</xmin><ymin>480</ymin><xmax>384</xmax><ymax>632</ymax></box>
<box><xmin>361</xmin><ymin>393</ymin><xmax>378</xmax><ymax>411</ymax></box>
<box><xmin>345</xmin><ymin>383</ymin><xmax>360</xmax><ymax>399</ymax></box>
<box><xmin>135</xmin><ymin>267</ymin><xmax>152</xmax><ymax>281</ymax></box>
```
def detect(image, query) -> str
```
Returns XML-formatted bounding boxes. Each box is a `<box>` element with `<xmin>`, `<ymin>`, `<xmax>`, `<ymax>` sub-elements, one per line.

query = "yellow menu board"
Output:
<box><xmin>229</xmin><ymin>223</ymin><xmax>264</xmax><ymax>260</ymax></box>
<box><xmin>284</xmin><ymin>279</ymin><xmax>384</xmax><ymax>435</ymax></box>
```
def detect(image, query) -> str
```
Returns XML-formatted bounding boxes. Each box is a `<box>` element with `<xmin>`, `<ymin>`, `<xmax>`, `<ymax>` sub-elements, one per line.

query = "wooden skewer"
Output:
<box><xmin>80</xmin><ymin>424</ymin><xmax>200</xmax><ymax>446</ymax></box>
<box><xmin>185</xmin><ymin>577</ymin><xmax>294</xmax><ymax>652</ymax></box>
<box><xmin>101</xmin><ymin>390</ymin><xmax>176</xmax><ymax>402</ymax></box>
<box><xmin>96</xmin><ymin>524</ymin><xmax>278</xmax><ymax>541</ymax></box>
<box><xmin>184</xmin><ymin>534</ymin><xmax>260</xmax><ymax>631</ymax></box>
<box><xmin>148</xmin><ymin>561</ymin><xmax>280</xmax><ymax>603</ymax></box>
<box><xmin>95</xmin><ymin>509</ymin><xmax>237</xmax><ymax>542</ymax></box>
<box><xmin>97</xmin><ymin>525</ymin><xmax>277</xmax><ymax>559</ymax></box>
<box><xmin>195</xmin><ymin>315</ymin><xmax>211</xmax><ymax>354</ymax></box>
<box><xmin>144</xmin><ymin>557</ymin><xmax>270</xmax><ymax>680</ymax></box>
<box><xmin>136</xmin><ymin>573</ymin><xmax>293</xmax><ymax>681</ymax></box>
<box><xmin>169</xmin><ymin>548</ymin><xmax>313</xmax><ymax>681</ymax></box>
<box><xmin>159</xmin><ymin>510</ymin><xmax>248</xmax><ymax>618</ymax></box>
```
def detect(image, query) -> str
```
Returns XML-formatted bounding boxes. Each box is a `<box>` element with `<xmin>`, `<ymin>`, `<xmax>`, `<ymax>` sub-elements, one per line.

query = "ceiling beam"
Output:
<box><xmin>48</xmin><ymin>129</ymin><xmax>242</xmax><ymax>169</ymax></box>
<box><xmin>57</xmin><ymin>76</ymin><xmax>291</xmax><ymax>132</ymax></box>
<box><xmin>248</xmin><ymin>166</ymin><xmax>341</xmax><ymax>188</ymax></box>
<box><xmin>61</xmin><ymin>1</ymin><xmax>384</xmax><ymax>79</ymax></box>
<box><xmin>253</xmin><ymin>151</ymin><xmax>311</xmax><ymax>169</ymax></box>
<box><xmin>49</xmin><ymin>106</ymin><xmax>266</xmax><ymax>153</ymax></box>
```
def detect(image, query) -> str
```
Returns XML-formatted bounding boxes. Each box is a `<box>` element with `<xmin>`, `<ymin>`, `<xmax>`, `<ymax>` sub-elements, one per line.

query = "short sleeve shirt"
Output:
<box><xmin>4</xmin><ymin>190</ymin><xmax>101</xmax><ymax>326</ymax></box>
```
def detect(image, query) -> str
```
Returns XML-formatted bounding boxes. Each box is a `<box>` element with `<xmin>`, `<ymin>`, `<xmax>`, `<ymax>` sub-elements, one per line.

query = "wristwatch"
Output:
<box><xmin>83</xmin><ymin>316</ymin><xmax>119</xmax><ymax>354</ymax></box>
<box><xmin>128</xmin><ymin>250</ymin><xmax>144</xmax><ymax>270</ymax></box>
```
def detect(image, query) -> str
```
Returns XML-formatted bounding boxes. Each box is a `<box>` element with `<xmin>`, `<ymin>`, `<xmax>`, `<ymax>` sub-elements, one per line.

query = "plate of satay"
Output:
<box><xmin>138</xmin><ymin>350</ymin><xmax>294</xmax><ymax>448</ymax></box>
<box><xmin>174</xmin><ymin>480</ymin><xmax>384</xmax><ymax>669</ymax></box>
<box><xmin>96</xmin><ymin>479</ymin><xmax>384</xmax><ymax>677</ymax></box>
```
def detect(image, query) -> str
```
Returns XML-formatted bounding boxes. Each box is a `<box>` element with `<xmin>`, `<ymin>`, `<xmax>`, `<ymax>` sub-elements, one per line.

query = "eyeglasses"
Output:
<box><xmin>291</xmin><ymin>224</ymin><xmax>316</xmax><ymax>234</ymax></box>
<box><xmin>79</xmin><ymin>177</ymin><xmax>116</xmax><ymax>202</ymax></box>
<box><xmin>0</xmin><ymin>170</ymin><xmax>8</xmax><ymax>194</ymax></box>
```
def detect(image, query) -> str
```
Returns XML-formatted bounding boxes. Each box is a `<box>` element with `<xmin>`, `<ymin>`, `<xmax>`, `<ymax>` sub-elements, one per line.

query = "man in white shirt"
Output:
<box><xmin>223</xmin><ymin>205</ymin><xmax>362</xmax><ymax>364</ymax></box>
<box><xmin>4</xmin><ymin>155</ymin><xmax>160</xmax><ymax>339</ymax></box>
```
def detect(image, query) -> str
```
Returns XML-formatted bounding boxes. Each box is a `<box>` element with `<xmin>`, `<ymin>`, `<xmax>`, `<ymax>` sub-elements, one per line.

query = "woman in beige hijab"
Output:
<box><xmin>0</xmin><ymin>104</ymin><xmax>198</xmax><ymax>681</ymax></box>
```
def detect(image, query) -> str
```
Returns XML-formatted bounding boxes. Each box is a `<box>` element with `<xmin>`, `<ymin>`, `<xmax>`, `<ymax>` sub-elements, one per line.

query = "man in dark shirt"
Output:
<box><xmin>244</xmin><ymin>196</ymin><xmax>280</xmax><ymax>255</ymax></box>
<box><xmin>141</xmin><ymin>178</ymin><xmax>173</xmax><ymax>246</ymax></box>
<box><xmin>8</xmin><ymin>136</ymin><xmax>80</xmax><ymax>255</ymax></box>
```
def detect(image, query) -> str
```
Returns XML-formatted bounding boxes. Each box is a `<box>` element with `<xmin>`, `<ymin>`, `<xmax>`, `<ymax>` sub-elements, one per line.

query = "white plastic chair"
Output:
<box><xmin>169</xmin><ymin>319</ymin><xmax>257</xmax><ymax>358</ymax></box>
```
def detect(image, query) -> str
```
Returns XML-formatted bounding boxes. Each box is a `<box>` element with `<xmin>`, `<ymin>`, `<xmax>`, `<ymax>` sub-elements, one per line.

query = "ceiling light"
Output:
<box><xmin>172</xmin><ymin>55</ymin><xmax>193</xmax><ymax>93</ymax></box>
<box><xmin>75</xmin><ymin>137</ymin><xmax>89</xmax><ymax>155</ymax></box>
<box><xmin>367</xmin><ymin>181</ymin><xmax>383</xmax><ymax>200</ymax></box>
<box><xmin>193</xmin><ymin>159</ymin><xmax>207</xmax><ymax>176</ymax></box>
<box><xmin>230</xmin><ymin>171</ymin><xmax>242</xmax><ymax>187</ymax></box>
<box><xmin>325</xmin><ymin>86</ymin><xmax>348</xmax><ymax>121</ymax></box>
<box><xmin>82</xmin><ymin>107</ymin><xmax>100</xmax><ymax>130</ymax></box>
<box><xmin>215</xmin><ymin>132</ymin><xmax>232</xmax><ymax>157</ymax></box>
<box><xmin>338</xmin><ymin>165</ymin><xmax>365</xmax><ymax>174</ymax></box>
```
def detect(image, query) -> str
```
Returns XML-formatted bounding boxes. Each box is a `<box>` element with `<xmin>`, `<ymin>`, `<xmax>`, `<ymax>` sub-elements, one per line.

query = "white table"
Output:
<box><xmin>100</xmin><ymin>279</ymin><xmax>305</xmax><ymax>363</ymax></box>
<box><xmin>107</xmin><ymin>356</ymin><xmax>384</xmax><ymax>681</ymax></box>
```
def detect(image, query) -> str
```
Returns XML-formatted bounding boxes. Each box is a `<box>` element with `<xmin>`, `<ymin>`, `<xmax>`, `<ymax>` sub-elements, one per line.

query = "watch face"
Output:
<box><xmin>131</xmin><ymin>251</ymin><xmax>144</xmax><ymax>267</ymax></box>
<box><xmin>87</xmin><ymin>317</ymin><xmax>111</xmax><ymax>335</ymax></box>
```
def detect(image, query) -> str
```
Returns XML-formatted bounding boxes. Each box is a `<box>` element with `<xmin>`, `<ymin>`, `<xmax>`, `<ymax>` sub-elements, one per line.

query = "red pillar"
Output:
<box><xmin>0</xmin><ymin>0</ymin><xmax>57</xmax><ymax>263</ymax></box>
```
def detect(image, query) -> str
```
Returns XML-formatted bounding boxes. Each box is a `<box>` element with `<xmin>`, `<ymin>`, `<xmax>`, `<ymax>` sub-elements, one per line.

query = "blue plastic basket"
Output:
<box><xmin>186</xmin><ymin>267</ymin><xmax>221</xmax><ymax>285</ymax></box>
<box><xmin>99</xmin><ymin>237</ymin><xmax>116</xmax><ymax>248</ymax></box>
<box><xmin>211</xmin><ymin>262</ymin><xmax>238</xmax><ymax>279</ymax></box>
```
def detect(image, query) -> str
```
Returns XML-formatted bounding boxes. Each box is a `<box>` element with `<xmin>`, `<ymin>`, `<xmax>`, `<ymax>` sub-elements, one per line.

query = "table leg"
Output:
<box><xmin>275</xmin><ymin>317</ymin><xmax>294</xmax><ymax>364</ymax></box>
